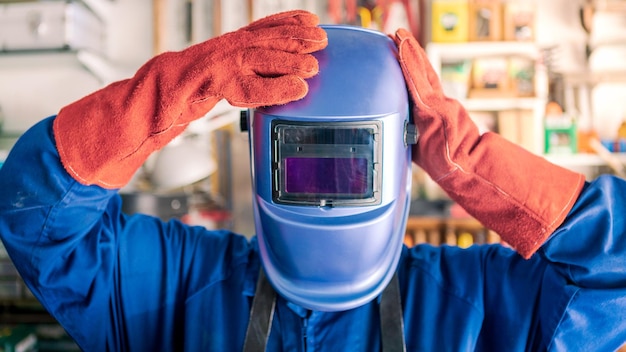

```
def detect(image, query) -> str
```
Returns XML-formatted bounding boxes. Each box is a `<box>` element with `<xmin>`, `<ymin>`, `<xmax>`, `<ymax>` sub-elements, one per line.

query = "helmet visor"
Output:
<box><xmin>272</xmin><ymin>121</ymin><xmax>382</xmax><ymax>206</ymax></box>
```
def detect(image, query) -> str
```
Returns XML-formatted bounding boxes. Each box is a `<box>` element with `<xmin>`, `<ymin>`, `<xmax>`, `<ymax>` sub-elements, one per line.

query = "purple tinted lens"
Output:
<box><xmin>285</xmin><ymin>157</ymin><xmax>368</xmax><ymax>194</ymax></box>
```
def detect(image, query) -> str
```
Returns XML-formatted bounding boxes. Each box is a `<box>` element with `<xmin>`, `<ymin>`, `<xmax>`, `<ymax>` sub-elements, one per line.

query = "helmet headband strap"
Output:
<box><xmin>243</xmin><ymin>270</ymin><xmax>407</xmax><ymax>351</ymax></box>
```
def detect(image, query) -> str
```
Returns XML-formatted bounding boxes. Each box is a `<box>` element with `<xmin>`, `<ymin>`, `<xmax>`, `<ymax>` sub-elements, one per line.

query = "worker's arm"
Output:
<box><xmin>393</xmin><ymin>28</ymin><xmax>626</xmax><ymax>287</ymax></box>
<box><xmin>392</xmin><ymin>29</ymin><xmax>585</xmax><ymax>259</ymax></box>
<box><xmin>0</xmin><ymin>117</ymin><xmax>123</xmax><ymax>349</ymax></box>
<box><xmin>0</xmin><ymin>117</ymin><xmax>259</xmax><ymax>350</ymax></box>
<box><xmin>0</xmin><ymin>10</ymin><xmax>327</xmax><ymax>350</ymax></box>
<box><xmin>53</xmin><ymin>10</ymin><xmax>326</xmax><ymax>189</ymax></box>
<box><xmin>394</xmin><ymin>28</ymin><xmax>626</xmax><ymax>350</ymax></box>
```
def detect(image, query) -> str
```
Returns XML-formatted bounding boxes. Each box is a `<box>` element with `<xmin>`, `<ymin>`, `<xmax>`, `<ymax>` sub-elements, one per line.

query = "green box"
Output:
<box><xmin>544</xmin><ymin>117</ymin><xmax>577</xmax><ymax>154</ymax></box>
<box><xmin>0</xmin><ymin>325</ymin><xmax>38</xmax><ymax>352</ymax></box>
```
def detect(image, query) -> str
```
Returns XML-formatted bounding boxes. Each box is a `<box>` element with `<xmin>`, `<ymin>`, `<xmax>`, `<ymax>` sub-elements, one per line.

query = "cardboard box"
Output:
<box><xmin>431</xmin><ymin>0</ymin><xmax>470</xmax><ymax>42</ymax></box>
<box><xmin>468</xmin><ymin>0</ymin><xmax>503</xmax><ymax>41</ymax></box>
<box><xmin>469</xmin><ymin>57</ymin><xmax>512</xmax><ymax>98</ymax></box>
<box><xmin>503</xmin><ymin>1</ymin><xmax>535</xmax><ymax>41</ymax></box>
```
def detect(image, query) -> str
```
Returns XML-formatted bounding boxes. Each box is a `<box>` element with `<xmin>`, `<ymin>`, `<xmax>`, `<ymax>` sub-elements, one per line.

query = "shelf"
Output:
<box><xmin>404</xmin><ymin>215</ymin><xmax>502</xmax><ymax>248</ymax></box>
<box><xmin>544</xmin><ymin>153</ymin><xmax>626</xmax><ymax>167</ymax></box>
<box><xmin>561</xmin><ymin>70</ymin><xmax>626</xmax><ymax>86</ymax></box>
<box><xmin>426</xmin><ymin>42</ymin><xmax>542</xmax><ymax>63</ymax></box>
<box><xmin>426</xmin><ymin>40</ymin><xmax>548</xmax><ymax>156</ymax></box>
<box><xmin>0</xmin><ymin>49</ymin><xmax>117</xmax><ymax>84</ymax></box>
<box><xmin>460</xmin><ymin>97</ymin><xmax>544</xmax><ymax>111</ymax></box>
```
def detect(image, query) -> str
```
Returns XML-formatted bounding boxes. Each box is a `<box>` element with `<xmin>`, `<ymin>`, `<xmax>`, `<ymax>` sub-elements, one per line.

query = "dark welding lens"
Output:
<box><xmin>272</xmin><ymin>122</ymin><xmax>381</xmax><ymax>206</ymax></box>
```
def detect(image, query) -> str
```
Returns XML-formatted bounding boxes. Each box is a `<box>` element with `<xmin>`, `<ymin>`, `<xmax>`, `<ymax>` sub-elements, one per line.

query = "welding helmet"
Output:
<box><xmin>241</xmin><ymin>25</ymin><xmax>415</xmax><ymax>312</ymax></box>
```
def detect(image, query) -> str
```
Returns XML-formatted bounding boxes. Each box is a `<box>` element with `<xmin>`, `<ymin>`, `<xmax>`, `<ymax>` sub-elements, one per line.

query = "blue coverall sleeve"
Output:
<box><xmin>0</xmin><ymin>117</ymin><xmax>118</xmax><ymax>348</ymax></box>
<box><xmin>541</xmin><ymin>176</ymin><xmax>626</xmax><ymax>288</ymax></box>
<box><xmin>536</xmin><ymin>175</ymin><xmax>626</xmax><ymax>348</ymax></box>
<box><xmin>475</xmin><ymin>177</ymin><xmax>626</xmax><ymax>350</ymax></box>
<box><xmin>399</xmin><ymin>177</ymin><xmax>626</xmax><ymax>351</ymax></box>
<box><xmin>0</xmin><ymin>117</ymin><xmax>254</xmax><ymax>351</ymax></box>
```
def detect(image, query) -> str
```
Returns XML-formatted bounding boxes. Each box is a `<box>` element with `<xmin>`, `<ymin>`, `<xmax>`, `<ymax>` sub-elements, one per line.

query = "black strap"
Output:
<box><xmin>242</xmin><ymin>270</ymin><xmax>406</xmax><ymax>352</ymax></box>
<box><xmin>380</xmin><ymin>273</ymin><xmax>407</xmax><ymax>352</ymax></box>
<box><xmin>243</xmin><ymin>269</ymin><xmax>276</xmax><ymax>352</ymax></box>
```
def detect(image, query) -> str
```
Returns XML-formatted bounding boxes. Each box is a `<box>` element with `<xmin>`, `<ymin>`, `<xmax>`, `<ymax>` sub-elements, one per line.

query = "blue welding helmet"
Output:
<box><xmin>242</xmin><ymin>25</ymin><xmax>415</xmax><ymax>312</ymax></box>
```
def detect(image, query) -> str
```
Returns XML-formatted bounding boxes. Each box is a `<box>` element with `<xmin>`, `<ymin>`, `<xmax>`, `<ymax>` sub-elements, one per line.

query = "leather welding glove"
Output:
<box><xmin>393</xmin><ymin>29</ymin><xmax>586</xmax><ymax>258</ymax></box>
<box><xmin>53</xmin><ymin>10</ymin><xmax>327</xmax><ymax>189</ymax></box>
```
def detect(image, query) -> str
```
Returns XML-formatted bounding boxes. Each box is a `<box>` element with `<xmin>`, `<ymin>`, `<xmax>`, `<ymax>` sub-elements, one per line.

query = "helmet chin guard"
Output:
<box><xmin>244</xmin><ymin>25</ymin><xmax>412</xmax><ymax>312</ymax></box>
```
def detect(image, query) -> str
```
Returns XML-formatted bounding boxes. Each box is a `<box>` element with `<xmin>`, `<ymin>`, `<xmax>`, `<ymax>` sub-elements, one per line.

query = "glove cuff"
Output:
<box><xmin>436</xmin><ymin>132</ymin><xmax>585</xmax><ymax>258</ymax></box>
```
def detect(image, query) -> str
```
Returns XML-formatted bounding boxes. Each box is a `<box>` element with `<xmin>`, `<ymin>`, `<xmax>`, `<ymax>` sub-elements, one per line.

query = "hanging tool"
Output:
<box><xmin>357</xmin><ymin>0</ymin><xmax>384</xmax><ymax>29</ymax></box>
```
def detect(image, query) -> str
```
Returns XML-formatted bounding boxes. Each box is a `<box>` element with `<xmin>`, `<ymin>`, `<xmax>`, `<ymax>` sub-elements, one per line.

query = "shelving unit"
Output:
<box><xmin>426</xmin><ymin>41</ymin><xmax>548</xmax><ymax>155</ymax></box>
<box><xmin>549</xmin><ymin>0</ymin><xmax>626</xmax><ymax>173</ymax></box>
<box><xmin>426</xmin><ymin>40</ymin><xmax>626</xmax><ymax>175</ymax></box>
<box><xmin>413</xmin><ymin>6</ymin><xmax>626</xmax><ymax>248</ymax></box>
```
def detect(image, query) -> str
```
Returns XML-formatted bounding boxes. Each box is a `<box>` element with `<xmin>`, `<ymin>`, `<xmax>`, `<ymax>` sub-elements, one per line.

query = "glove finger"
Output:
<box><xmin>394</xmin><ymin>28</ymin><xmax>443</xmax><ymax>94</ymax></box>
<box><xmin>243</xmin><ymin>49</ymin><xmax>319</xmax><ymax>78</ymax></box>
<box><xmin>246</xmin><ymin>10</ymin><xmax>320</xmax><ymax>30</ymax></box>
<box><xmin>247</xmin><ymin>25</ymin><xmax>328</xmax><ymax>54</ymax></box>
<box><xmin>394</xmin><ymin>29</ymin><xmax>428</xmax><ymax>90</ymax></box>
<box><xmin>224</xmin><ymin>75</ymin><xmax>309</xmax><ymax>107</ymax></box>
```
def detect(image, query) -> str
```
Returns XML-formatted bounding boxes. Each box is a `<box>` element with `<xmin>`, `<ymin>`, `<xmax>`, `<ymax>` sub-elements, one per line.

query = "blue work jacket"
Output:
<box><xmin>1</xmin><ymin>117</ymin><xmax>626</xmax><ymax>351</ymax></box>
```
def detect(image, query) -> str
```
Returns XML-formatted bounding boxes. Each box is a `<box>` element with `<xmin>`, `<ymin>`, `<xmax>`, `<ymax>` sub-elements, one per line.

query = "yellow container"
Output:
<box><xmin>431</xmin><ymin>0</ymin><xmax>470</xmax><ymax>42</ymax></box>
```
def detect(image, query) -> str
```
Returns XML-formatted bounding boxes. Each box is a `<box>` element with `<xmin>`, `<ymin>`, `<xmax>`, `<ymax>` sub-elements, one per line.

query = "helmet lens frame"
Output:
<box><xmin>271</xmin><ymin>120</ymin><xmax>382</xmax><ymax>207</ymax></box>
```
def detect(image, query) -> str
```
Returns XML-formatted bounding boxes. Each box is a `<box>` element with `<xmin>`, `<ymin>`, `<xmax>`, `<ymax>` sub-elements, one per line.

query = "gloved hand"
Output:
<box><xmin>392</xmin><ymin>29</ymin><xmax>585</xmax><ymax>258</ymax></box>
<box><xmin>53</xmin><ymin>10</ymin><xmax>328</xmax><ymax>189</ymax></box>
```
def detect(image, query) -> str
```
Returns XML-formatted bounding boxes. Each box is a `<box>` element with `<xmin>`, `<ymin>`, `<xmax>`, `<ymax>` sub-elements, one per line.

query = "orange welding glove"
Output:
<box><xmin>53</xmin><ymin>10</ymin><xmax>328</xmax><ymax>189</ymax></box>
<box><xmin>393</xmin><ymin>29</ymin><xmax>586</xmax><ymax>258</ymax></box>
